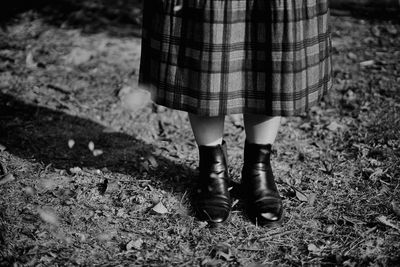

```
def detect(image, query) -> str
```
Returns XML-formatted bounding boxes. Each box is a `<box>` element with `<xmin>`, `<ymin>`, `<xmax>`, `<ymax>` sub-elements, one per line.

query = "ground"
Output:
<box><xmin>0</xmin><ymin>2</ymin><xmax>399</xmax><ymax>266</ymax></box>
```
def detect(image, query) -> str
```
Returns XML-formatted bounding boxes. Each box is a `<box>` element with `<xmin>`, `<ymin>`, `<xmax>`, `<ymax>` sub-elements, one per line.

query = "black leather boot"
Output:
<box><xmin>242</xmin><ymin>142</ymin><xmax>283</xmax><ymax>227</ymax></box>
<box><xmin>194</xmin><ymin>141</ymin><xmax>231</xmax><ymax>224</ymax></box>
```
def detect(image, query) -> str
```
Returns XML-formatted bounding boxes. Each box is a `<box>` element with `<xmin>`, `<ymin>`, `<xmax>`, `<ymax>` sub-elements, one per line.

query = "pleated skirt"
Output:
<box><xmin>139</xmin><ymin>0</ymin><xmax>332</xmax><ymax>116</ymax></box>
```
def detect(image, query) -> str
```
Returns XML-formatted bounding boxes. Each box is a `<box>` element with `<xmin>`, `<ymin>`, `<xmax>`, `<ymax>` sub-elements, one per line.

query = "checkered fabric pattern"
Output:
<box><xmin>139</xmin><ymin>0</ymin><xmax>332</xmax><ymax>116</ymax></box>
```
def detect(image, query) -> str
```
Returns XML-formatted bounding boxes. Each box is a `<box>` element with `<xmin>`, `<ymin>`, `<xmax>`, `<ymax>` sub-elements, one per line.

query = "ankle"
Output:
<box><xmin>244</xmin><ymin>141</ymin><xmax>272</xmax><ymax>163</ymax></box>
<box><xmin>198</xmin><ymin>141</ymin><xmax>228</xmax><ymax>170</ymax></box>
<box><xmin>197</xmin><ymin>138</ymin><xmax>223</xmax><ymax>147</ymax></box>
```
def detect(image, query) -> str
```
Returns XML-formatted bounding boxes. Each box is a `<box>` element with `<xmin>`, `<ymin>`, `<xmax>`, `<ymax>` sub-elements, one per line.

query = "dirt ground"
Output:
<box><xmin>1</xmin><ymin>2</ymin><xmax>399</xmax><ymax>266</ymax></box>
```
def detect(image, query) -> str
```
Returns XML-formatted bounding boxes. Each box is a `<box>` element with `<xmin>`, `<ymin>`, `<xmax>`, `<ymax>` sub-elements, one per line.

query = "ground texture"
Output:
<box><xmin>0</xmin><ymin>2</ymin><xmax>400</xmax><ymax>266</ymax></box>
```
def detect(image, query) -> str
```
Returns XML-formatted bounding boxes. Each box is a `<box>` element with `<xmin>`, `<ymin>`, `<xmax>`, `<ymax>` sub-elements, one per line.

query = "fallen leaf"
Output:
<box><xmin>102</xmin><ymin>127</ymin><xmax>119</xmax><ymax>133</ymax></box>
<box><xmin>325</xmin><ymin>225</ymin><xmax>334</xmax><ymax>234</ymax></box>
<box><xmin>299</xmin><ymin>122</ymin><xmax>312</xmax><ymax>130</ymax></box>
<box><xmin>68</xmin><ymin>139</ymin><xmax>75</xmax><ymax>149</ymax></box>
<box><xmin>369</xmin><ymin>168</ymin><xmax>385</xmax><ymax>181</ymax></box>
<box><xmin>106</xmin><ymin>181</ymin><xmax>120</xmax><ymax>193</ymax></box>
<box><xmin>376</xmin><ymin>215</ymin><xmax>400</xmax><ymax>231</ymax></box>
<box><xmin>39</xmin><ymin>178</ymin><xmax>58</xmax><ymax>191</ymax></box>
<box><xmin>141</xmin><ymin>161</ymin><xmax>150</xmax><ymax>172</ymax></box>
<box><xmin>38</xmin><ymin>208</ymin><xmax>59</xmax><ymax>226</ymax></box>
<box><xmin>229</xmin><ymin>114</ymin><xmax>243</xmax><ymax>128</ymax></box>
<box><xmin>88</xmin><ymin>141</ymin><xmax>95</xmax><ymax>151</ymax></box>
<box><xmin>64</xmin><ymin>48</ymin><xmax>93</xmax><ymax>65</ymax></box>
<box><xmin>93</xmin><ymin>149</ymin><xmax>103</xmax><ymax>157</ymax></box>
<box><xmin>23</xmin><ymin>186</ymin><xmax>36</xmax><ymax>196</ymax></box>
<box><xmin>308</xmin><ymin>243</ymin><xmax>320</xmax><ymax>253</ymax></box>
<box><xmin>198</xmin><ymin>221</ymin><xmax>208</xmax><ymax>229</ymax></box>
<box><xmin>371</xmin><ymin>26</ymin><xmax>381</xmax><ymax>37</ymax></box>
<box><xmin>308</xmin><ymin>193</ymin><xmax>317</xmax><ymax>206</ymax></box>
<box><xmin>391</xmin><ymin>201</ymin><xmax>400</xmax><ymax>218</ymax></box>
<box><xmin>119</xmin><ymin>86</ymin><xmax>151</xmax><ymax>111</ymax></box>
<box><xmin>379</xmin><ymin>183</ymin><xmax>390</xmax><ymax>195</ymax></box>
<box><xmin>117</xmin><ymin>85</ymin><xmax>131</xmax><ymax>97</ymax></box>
<box><xmin>69</xmin><ymin>167</ymin><xmax>82</xmax><ymax>174</ymax></box>
<box><xmin>152</xmin><ymin>201</ymin><xmax>169</xmax><ymax>214</ymax></box>
<box><xmin>360</xmin><ymin>60</ymin><xmax>375</xmax><ymax>67</ymax></box>
<box><xmin>326</xmin><ymin>121</ymin><xmax>345</xmax><ymax>132</ymax></box>
<box><xmin>97</xmin><ymin>179</ymin><xmax>108</xmax><ymax>195</ymax></box>
<box><xmin>344</xmin><ymin>90</ymin><xmax>357</xmax><ymax>102</ymax></box>
<box><xmin>201</xmin><ymin>258</ymin><xmax>221</xmax><ymax>266</ymax></box>
<box><xmin>347</xmin><ymin>52</ymin><xmax>358</xmax><ymax>61</ymax></box>
<box><xmin>151</xmin><ymin>195</ymin><xmax>160</xmax><ymax>204</ymax></box>
<box><xmin>147</xmin><ymin>155</ymin><xmax>158</xmax><ymax>168</ymax></box>
<box><xmin>0</xmin><ymin>173</ymin><xmax>15</xmax><ymax>186</ymax></box>
<box><xmin>0</xmin><ymin>144</ymin><xmax>6</xmax><ymax>152</ymax></box>
<box><xmin>280</xmin><ymin>117</ymin><xmax>288</xmax><ymax>125</ymax></box>
<box><xmin>295</xmin><ymin>190</ymin><xmax>308</xmax><ymax>202</ymax></box>
<box><xmin>26</xmin><ymin>51</ymin><xmax>37</xmax><ymax>69</ymax></box>
<box><xmin>76</xmin><ymin>233</ymin><xmax>87</xmax><ymax>242</ymax></box>
<box><xmin>126</xmin><ymin>238</ymin><xmax>144</xmax><ymax>250</ymax></box>
<box><xmin>342</xmin><ymin>259</ymin><xmax>357</xmax><ymax>267</ymax></box>
<box><xmin>97</xmin><ymin>231</ymin><xmax>117</xmax><ymax>241</ymax></box>
<box><xmin>210</xmin><ymin>243</ymin><xmax>233</xmax><ymax>261</ymax></box>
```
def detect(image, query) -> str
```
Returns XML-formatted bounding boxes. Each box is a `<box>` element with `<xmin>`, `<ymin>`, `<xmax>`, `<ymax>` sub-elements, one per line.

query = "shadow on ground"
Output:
<box><xmin>0</xmin><ymin>92</ymin><xmax>192</xmax><ymax>193</ymax></box>
<box><xmin>0</xmin><ymin>0</ymin><xmax>143</xmax><ymax>36</ymax></box>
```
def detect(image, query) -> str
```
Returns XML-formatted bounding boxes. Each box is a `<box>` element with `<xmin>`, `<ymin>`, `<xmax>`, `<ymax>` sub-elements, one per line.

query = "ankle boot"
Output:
<box><xmin>194</xmin><ymin>141</ymin><xmax>231</xmax><ymax>224</ymax></box>
<box><xmin>242</xmin><ymin>142</ymin><xmax>283</xmax><ymax>227</ymax></box>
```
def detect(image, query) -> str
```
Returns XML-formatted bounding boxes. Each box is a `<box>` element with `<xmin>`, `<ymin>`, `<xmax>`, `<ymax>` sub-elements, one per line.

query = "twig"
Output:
<box><xmin>52</xmin><ymin>96</ymin><xmax>76</xmax><ymax>111</ymax></box>
<box><xmin>179</xmin><ymin>190</ymin><xmax>187</xmax><ymax>210</ymax></box>
<box><xmin>47</xmin><ymin>84</ymin><xmax>72</xmax><ymax>95</ymax></box>
<box><xmin>238</xmin><ymin>247</ymin><xmax>265</xmax><ymax>252</ymax></box>
<box><xmin>344</xmin><ymin>237</ymin><xmax>364</xmax><ymax>256</ymax></box>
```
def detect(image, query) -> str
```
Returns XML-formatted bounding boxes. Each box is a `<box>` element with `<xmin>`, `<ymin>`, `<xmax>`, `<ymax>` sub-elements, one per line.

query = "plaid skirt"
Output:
<box><xmin>139</xmin><ymin>0</ymin><xmax>332</xmax><ymax>116</ymax></box>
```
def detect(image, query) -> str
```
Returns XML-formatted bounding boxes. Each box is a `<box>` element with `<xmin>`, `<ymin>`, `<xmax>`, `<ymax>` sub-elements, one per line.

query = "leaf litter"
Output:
<box><xmin>0</xmin><ymin>6</ymin><xmax>399</xmax><ymax>267</ymax></box>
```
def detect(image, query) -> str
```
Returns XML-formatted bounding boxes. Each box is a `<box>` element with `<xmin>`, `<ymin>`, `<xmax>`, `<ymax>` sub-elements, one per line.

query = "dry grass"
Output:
<box><xmin>0</xmin><ymin>3</ymin><xmax>399</xmax><ymax>266</ymax></box>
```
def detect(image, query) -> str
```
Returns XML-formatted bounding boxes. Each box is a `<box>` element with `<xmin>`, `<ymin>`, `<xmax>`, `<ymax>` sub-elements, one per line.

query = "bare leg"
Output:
<box><xmin>244</xmin><ymin>114</ymin><xmax>281</xmax><ymax>145</ymax></box>
<box><xmin>188</xmin><ymin>113</ymin><xmax>225</xmax><ymax>146</ymax></box>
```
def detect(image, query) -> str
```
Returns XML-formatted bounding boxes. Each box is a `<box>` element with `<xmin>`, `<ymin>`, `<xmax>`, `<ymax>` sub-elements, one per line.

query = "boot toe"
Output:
<box><xmin>260</xmin><ymin>212</ymin><xmax>279</xmax><ymax>221</ymax></box>
<box><xmin>200</xmin><ymin>206</ymin><xmax>230</xmax><ymax>223</ymax></box>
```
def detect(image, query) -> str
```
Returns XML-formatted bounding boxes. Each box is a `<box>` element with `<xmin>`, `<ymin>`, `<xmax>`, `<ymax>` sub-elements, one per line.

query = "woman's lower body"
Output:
<box><xmin>139</xmin><ymin>0</ymin><xmax>332</xmax><ymax>226</ymax></box>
